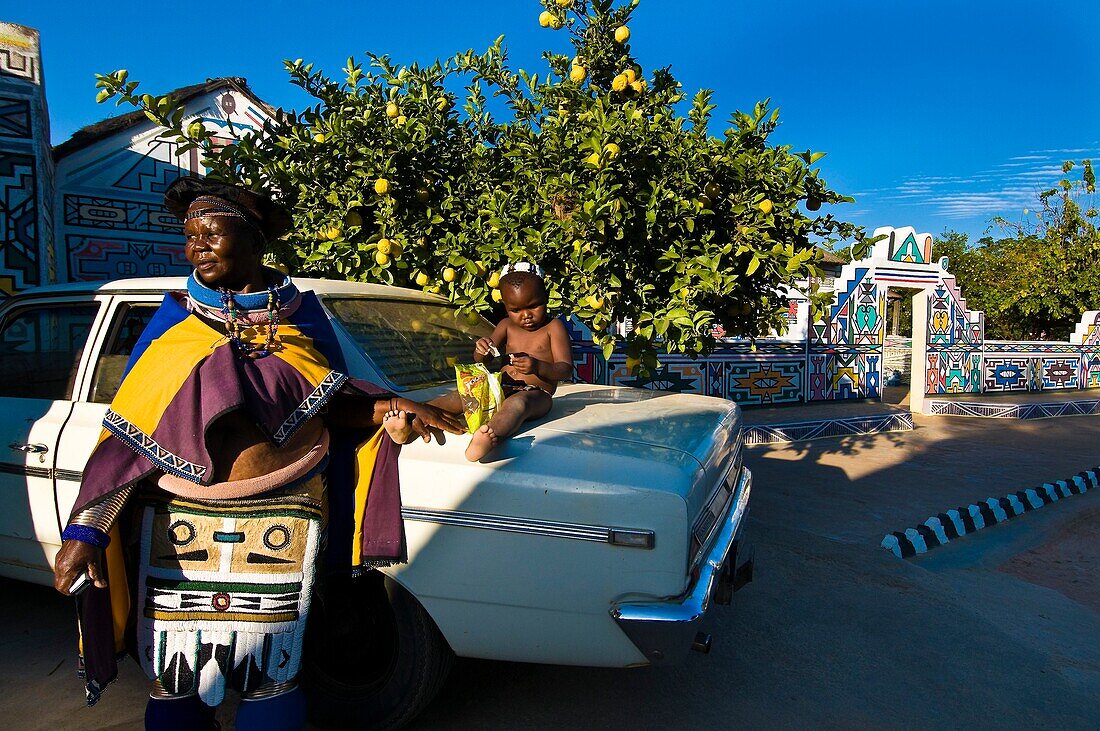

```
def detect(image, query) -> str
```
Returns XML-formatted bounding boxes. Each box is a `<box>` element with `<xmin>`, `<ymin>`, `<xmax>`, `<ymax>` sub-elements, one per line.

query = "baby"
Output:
<box><xmin>465</xmin><ymin>262</ymin><xmax>573</xmax><ymax>460</ymax></box>
<box><xmin>384</xmin><ymin>262</ymin><xmax>573</xmax><ymax>460</ymax></box>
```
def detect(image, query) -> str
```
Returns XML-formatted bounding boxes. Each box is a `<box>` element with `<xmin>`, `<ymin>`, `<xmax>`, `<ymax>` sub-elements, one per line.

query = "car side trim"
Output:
<box><xmin>12</xmin><ymin>466</ymin><xmax>656</xmax><ymax>549</ymax></box>
<box><xmin>0</xmin><ymin>462</ymin><xmax>52</xmax><ymax>479</ymax></box>
<box><xmin>401</xmin><ymin>507</ymin><xmax>655</xmax><ymax>548</ymax></box>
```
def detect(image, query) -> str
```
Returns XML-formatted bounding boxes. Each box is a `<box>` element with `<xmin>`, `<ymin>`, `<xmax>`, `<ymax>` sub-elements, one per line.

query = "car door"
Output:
<box><xmin>0</xmin><ymin>297</ymin><xmax>104</xmax><ymax>585</ymax></box>
<box><xmin>54</xmin><ymin>295</ymin><xmax>164</xmax><ymax>533</ymax></box>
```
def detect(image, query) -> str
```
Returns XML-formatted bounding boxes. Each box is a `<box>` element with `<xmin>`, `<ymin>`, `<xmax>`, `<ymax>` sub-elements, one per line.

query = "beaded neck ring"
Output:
<box><xmin>220</xmin><ymin>285</ymin><xmax>281</xmax><ymax>358</ymax></box>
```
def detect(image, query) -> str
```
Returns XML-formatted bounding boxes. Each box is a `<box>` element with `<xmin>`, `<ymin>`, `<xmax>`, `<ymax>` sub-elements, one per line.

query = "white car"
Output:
<box><xmin>0</xmin><ymin>277</ymin><xmax>753</xmax><ymax>727</ymax></box>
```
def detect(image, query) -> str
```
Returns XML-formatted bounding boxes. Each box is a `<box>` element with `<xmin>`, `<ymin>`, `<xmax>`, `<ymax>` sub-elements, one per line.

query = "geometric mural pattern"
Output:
<box><xmin>64</xmin><ymin>194</ymin><xmax>181</xmax><ymax>234</ymax></box>
<box><xmin>0</xmin><ymin>97</ymin><xmax>32</xmax><ymax>139</ymax></box>
<box><xmin>925</xmin><ymin>279</ymin><xmax>983</xmax><ymax>395</ymax></box>
<box><xmin>0</xmin><ymin>152</ymin><xmax>39</xmax><ymax>292</ymax></box>
<box><xmin>983</xmin><ymin>357</ymin><xmax>1029</xmax><ymax>392</ymax></box>
<box><xmin>66</xmin><ymin>235</ymin><xmax>190</xmax><ymax>281</ymax></box>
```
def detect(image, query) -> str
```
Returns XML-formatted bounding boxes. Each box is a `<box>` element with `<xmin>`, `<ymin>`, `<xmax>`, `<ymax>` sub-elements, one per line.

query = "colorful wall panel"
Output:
<box><xmin>0</xmin><ymin>23</ymin><xmax>55</xmax><ymax>295</ymax></box>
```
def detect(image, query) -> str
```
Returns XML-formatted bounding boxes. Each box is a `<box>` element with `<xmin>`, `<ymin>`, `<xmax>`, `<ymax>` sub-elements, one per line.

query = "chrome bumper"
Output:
<box><xmin>610</xmin><ymin>467</ymin><xmax>753</xmax><ymax>665</ymax></box>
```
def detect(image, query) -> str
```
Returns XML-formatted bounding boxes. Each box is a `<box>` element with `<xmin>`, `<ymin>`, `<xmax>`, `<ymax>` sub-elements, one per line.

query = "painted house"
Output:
<box><xmin>53</xmin><ymin>77</ymin><xmax>274</xmax><ymax>282</ymax></box>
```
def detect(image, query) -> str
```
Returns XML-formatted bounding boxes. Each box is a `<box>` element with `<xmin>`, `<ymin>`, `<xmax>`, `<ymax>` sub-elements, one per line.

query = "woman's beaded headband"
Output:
<box><xmin>184</xmin><ymin>195</ymin><xmax>267</xmax><ymax>242</ymax></box>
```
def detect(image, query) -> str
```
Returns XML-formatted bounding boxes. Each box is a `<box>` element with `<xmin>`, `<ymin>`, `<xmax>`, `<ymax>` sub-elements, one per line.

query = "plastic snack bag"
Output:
<box><xmin>455</xmin><ymin>362</ymin><xmax>504</xmax><ymax>434</ymax></box>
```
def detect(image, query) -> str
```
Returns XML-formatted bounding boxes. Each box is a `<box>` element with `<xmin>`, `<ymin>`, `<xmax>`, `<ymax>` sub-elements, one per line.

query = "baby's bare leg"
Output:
<box><xmin>465</xmin><ymin>390</ymin><xmax>552</xmax><ymax>462</ymax></box>
<box><xmin>428</xmin><ymin>390</ymin><xmax>465</xmax><ymax>415</ymax></box>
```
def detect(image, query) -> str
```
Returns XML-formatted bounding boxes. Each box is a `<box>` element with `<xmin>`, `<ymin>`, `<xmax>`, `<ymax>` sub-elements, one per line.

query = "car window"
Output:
<box><xmin>325</xmin><ymin>298</ymin><xmax>493</xmax><ymax>388</ymax></box>
<box><xmin>89</xmin><ymin>303</ymin><xmax>160</xmax><ymax>404</ymax></box>
<box><xmin>0</xmin><ymin>303</ymin><xmax>100</xmax><ymax>400</ymax></box>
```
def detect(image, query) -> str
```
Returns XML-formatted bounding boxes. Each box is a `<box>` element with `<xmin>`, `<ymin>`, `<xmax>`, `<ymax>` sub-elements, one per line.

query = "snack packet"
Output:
<box><xmin>455</xmin><ymin>362</ymin><xmax>504</xmax><ymax>434</ymax></box>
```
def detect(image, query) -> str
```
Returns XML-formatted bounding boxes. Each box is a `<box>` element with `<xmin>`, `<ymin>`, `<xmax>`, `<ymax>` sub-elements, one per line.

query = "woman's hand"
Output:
<box><xmin>53</xmin><ymin>539</ymin><xmax>106</xmax><ymax>596</ymax></box>
<box><xmin>398</xmin><ymin>398</ymin><xmax>466</xmax><ymax>440</ymax></box>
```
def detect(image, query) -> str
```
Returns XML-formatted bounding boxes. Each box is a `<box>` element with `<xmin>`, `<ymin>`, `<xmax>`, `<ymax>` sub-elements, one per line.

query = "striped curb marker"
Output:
<box><xmin>881</xmin><ymin>466</ymin><xmax>1100</xmax><ymax>558</ymax></box>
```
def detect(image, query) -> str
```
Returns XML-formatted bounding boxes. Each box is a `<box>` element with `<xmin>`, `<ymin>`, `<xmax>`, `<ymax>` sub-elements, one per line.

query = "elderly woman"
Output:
<box><xmin>52</xmin><ymin>178</ymin><xmax>464</xmax><ymax>730</ymax></box>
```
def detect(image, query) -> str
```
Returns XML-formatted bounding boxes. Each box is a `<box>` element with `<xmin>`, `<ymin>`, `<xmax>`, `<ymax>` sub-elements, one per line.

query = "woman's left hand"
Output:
<box><xmin>399</xmin><ymin>399</ymin><xmax>466</xmax><ymax>439</ymax></box>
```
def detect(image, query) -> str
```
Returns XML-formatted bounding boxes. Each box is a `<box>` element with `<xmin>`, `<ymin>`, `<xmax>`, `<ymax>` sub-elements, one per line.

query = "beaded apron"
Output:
<box><xmin>135</xmin><ymin>476</ymin><xmax>323</xmax><ymax>706</ymax></box>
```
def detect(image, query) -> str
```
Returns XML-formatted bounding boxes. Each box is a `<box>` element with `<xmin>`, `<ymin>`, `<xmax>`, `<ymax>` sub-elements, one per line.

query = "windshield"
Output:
<box><xmin>325</xmin><ymin>297</ymin><xmax>494</xmax><ymax>389</ymax></box>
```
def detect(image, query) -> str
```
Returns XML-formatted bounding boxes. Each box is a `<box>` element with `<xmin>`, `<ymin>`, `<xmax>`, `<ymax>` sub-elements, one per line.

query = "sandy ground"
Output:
<box><xmin>999</xmin><ymin>504</ymin><xmax>1100</xmax><ymax>614</ymax></box>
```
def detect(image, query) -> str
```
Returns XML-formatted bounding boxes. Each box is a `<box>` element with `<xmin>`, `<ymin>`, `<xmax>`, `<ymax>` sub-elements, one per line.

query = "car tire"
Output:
<box><xmin>303</xmin><ymin>570</ymin><xmax>454</xmax><ymax>730</ymax></box>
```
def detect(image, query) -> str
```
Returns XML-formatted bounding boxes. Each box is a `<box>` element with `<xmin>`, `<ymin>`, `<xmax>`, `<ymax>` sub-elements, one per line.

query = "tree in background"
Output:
<box><xmin>93</xmin><ymin>0</ymin><xmax>858</xmax><ymax>370</ymax></box>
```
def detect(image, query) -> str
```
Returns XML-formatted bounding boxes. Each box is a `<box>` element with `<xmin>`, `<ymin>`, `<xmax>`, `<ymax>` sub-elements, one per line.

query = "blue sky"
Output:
<box><xmin>10</xmin><ymin>0</ymin><xmax>1100</xmax><ymax>244</ymax></box>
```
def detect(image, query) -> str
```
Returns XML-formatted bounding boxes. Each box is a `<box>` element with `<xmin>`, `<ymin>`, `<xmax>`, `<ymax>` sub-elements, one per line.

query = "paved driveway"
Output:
<box><xmin>2</xmin><ymin>415</ymin><xmax>1097</xmax><ymax>729</ymax></box>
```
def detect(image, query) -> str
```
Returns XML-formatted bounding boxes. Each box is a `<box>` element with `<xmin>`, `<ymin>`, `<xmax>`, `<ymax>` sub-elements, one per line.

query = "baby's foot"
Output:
<box><xmin>383</xmin><ymin>410</ymin><xmax>415</xmax><ymax>444</ymax></box>
<box><xmin>465</xmin><ymin>424</ymin><xmax>499</xmax><ymax>461</ymax></box>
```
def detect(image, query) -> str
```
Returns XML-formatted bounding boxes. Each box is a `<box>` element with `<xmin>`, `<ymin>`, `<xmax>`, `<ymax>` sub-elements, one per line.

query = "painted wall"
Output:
<box><xmin>570</xmin><ymin>226</ymin><xmax>1098</xmax><ymax>408</ymax></box>
<box><xmin>0</xmin><ymin>23</ymin><xmax>55</xmax><ymax>295</ymax></box>
<box><xmin>54</xmin><ymin>88</ymin><xmax>271</xmax><ymax>283</ymax></box>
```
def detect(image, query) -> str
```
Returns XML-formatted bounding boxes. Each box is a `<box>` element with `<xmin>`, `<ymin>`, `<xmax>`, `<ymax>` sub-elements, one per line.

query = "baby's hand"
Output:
<box><xmin>474</xmin><ymin>337</ymin><xmax>496</xmax><ymax>360</ymax></box>
<box><xmin>509</xmin><ymin>353</ymin><xmax>537</xmax><ymax>375</ymax></box>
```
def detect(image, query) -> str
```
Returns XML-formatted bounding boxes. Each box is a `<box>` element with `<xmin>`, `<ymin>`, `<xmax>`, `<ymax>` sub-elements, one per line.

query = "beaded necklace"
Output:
<box><xmin>219</xmin><ymin>285</ymin><xmax>280</xmax><ymax>358</ymax></box>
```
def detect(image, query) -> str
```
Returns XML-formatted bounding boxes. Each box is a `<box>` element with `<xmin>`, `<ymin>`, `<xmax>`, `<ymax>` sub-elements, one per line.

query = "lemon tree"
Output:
<box><xmin>94</xmin><ymin>0</ymin><xmax>859</xmax><ymax>370</ymax></box>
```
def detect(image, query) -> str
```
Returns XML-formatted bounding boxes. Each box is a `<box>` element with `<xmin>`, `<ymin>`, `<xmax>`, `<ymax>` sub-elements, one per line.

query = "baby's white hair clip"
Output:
<box><xmin>499</xmin><ymin>261</ymin><xmax>544</xmax><ymax>279</ymax></box>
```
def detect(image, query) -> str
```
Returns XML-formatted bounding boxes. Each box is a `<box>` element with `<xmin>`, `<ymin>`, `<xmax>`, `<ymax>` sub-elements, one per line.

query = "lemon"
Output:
<box><xmin>705</xmin><ymin>182</ymin><xmax>720</xmax><ymax>199</ymax></box>
<box><xmin>614</xmin><ymin>25</ymin><xmax>630</xmax><ymax>43</ymax></box>
<box><xmin>625</xmin><ymin>355</ymin><xmax>641</xmax><ymax>372</ymax></box>
<box><xmin>466</xmin><ymin>312</ymin><xmax>482</xmax><ymax>326</ymax></box>
<box><xmin>806</xmin><ymin>197</ymin><xmax>821</xmax><ymax>211</ymax></box>
<box><xmin>570</xmin><ymin>65</ymin><xmax>587</xmax><ymax>83</ymax></box>
<box><xmin>375</xmin><ymin>250</ymin><xmax>390</xmax><ymax>266</ymax></box>
<box><xmin>758</xmin><ymin>198</ymin><xmax>774</xmax><ymax>214</ymax></box>
<box><xmin>410</xmin><ymin>319</ymin><xmax>424</xmax><ymax>332</ymax></box>
<box><xmin>344</xmin><ymin>211</ymin><xmax>363</xmax><ymax>227</ymax></box>
<box><xmin>623</xmin><ymin>69</ymin><xmax>636</xmax><ymax>84</ymax></box>
<box><xmin>556</xmin><ymin>0</ymin><xmax>572</xmax><ymax>6</ymax></box>
<box><xmin>611</xmin><ymin>74</ymin><xmax>628</xmax><ymax>92</ymax></box>
<box><xmin>699</xmin><ymin>194</ymin><xmax>712</xmax><ymax>209</ymax></box>
<box><xmin>474</xmin><ymin>261</ymin><xmax>487</xmax><ymax>276</ymax></box>
<box><xmin>437</xmin><ymin>96</ymin><xmax>450</xmax><ymax>111</ymax></box>
<box><xmin>586</xmin><ymin>294</ymin><xmax>606</xmax><ymax>311</ymax></box>
<box><xmin>313</xmin><ymin>132</ymin><xmax>326</xmax><ymax>143</ymax></box>
<box><xmin>188</xmin><ymin>121</ymin><xmax>205</xmax><ymax>138</ymax></box>
<box><xmin>395</xmin><ymin>115</ymin><xmax>407</xmax><ymax>126</ymax></box>
<box><xmin>427</xmin><ymin>284</ymin><xmax>442</xmax><ymax>295</ymax></box>
<box><xmin>538</xmin><ymin>10</ymin><xmax>553</xmax><ymax>26</ymax></box>
<box><xmin>585</xmin><ymin>152</ymin><xmax>603</xmax><ymax>168</ymax></box>
<box><xmin>491</xmin><ymin>288</ymin><xmax>503</xmax><ymax>303</ymax></box>
<box><xmin>377</xmin><ymin>238</ymin><xmax>393</xmax><ymax>255</ymax></box>
<box><xmin>630</xmin><ymin>80</ymin><xmax>644</xmax><ymax>94</ymax></box>
<box><xmin>416</xmin><ymin>188</ymin><xmax>430</xmax><ymax>202</ymax></box>
<box><xmin>604</xmin><ymin>142</ymin><xmax>621</xmax><ymax>158</ymax></box>
<box><xmin>385</xmin><ymin>101</ymin><xmax>399</xmax><ymax>118</ymax></box>
<box><xmin>487</xmin><ymin>272</ymin><xmax>500</xmax><ymax>288</ymax></box>
<box><xmin>549</xmin><ymin>16</ymin><xmax>564</xmax><ymax>29</ymax></box>
<box><xmin>443</xmin><ymin>267</ymin><xmax>457</xmax><ymax>283</ymax></box>
<box><xmin>374</xmin><ymin>178</ymin><xmax>390</xmax><ymax>196</ymax></box>
<box><xmin>415</xmin><ymin>271</ymin><xmax>430</xmax><ymax>286</ymax></box>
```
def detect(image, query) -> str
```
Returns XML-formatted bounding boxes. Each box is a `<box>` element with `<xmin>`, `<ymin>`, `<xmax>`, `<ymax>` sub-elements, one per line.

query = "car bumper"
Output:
<box><xmin>610</xmin><ymin>466</ymin><xmax>754</xmax><ymax>665</ymax></box>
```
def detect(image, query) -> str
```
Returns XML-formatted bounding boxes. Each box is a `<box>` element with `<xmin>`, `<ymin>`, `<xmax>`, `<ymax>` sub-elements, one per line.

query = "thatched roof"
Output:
<box><xmin>816</xmin><ymin>247</ymin><xmax>847</xmax><ymax>266</ymax></box>
<box><xmin>53</xmin><ymin>77</ymin><xmax>273</xmax><ymax>160</ymax></box>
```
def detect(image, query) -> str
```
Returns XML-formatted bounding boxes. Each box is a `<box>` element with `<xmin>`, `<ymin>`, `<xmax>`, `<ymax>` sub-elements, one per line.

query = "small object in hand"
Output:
<box><xmin>69</xmin><ymin>572</ymin><xmax>92</xmax><ymax>596</ymax></box>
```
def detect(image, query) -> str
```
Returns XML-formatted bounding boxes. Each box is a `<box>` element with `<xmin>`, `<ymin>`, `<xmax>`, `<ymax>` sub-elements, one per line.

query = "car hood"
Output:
<box><xmin>399</xmin><ymin>383</ymin><xmax>741</xmax><ymax>526</ymax></box>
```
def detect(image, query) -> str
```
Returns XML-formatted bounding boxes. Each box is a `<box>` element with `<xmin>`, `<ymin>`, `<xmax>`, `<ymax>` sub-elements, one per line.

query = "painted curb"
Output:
<box><xmin>745</xmin><ymin>411</ymin><xmax>913</xmax><ymax>446</ymax></box>
<box><xmin>881</xmin><ymin>467</ymin><xmax>1100</xmax><ymax>558</ymax></box>
<box><xmin>926</xmin><ymin>397</ymin><xmax>1100</xmax><ymax>420</ymax></box>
